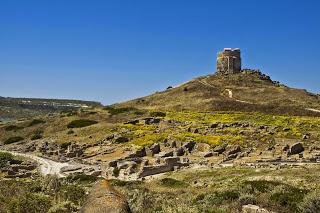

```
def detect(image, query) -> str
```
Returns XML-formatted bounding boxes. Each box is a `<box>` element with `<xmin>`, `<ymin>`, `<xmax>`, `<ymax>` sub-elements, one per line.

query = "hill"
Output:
<box><xmin>115</xmin><ymin>70</ymin><xmax>320</xmax><ymax>116</ymax></box>
<box><xmin>0</xmin><ymin>97</ymin><xmax>102</xmax><ymax>121</ymax></box>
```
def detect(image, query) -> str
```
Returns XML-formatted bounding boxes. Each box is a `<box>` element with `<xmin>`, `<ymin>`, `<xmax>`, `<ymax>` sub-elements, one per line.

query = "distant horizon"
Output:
<box><xmin>1</xmin><ymin>0</ymin><xmax>320</xmax><ymax>104</ymax></box>
<box><xmin>2</xmin><ymin>68</ymin><xmax>319</xmax><ymax>105</ymax></box>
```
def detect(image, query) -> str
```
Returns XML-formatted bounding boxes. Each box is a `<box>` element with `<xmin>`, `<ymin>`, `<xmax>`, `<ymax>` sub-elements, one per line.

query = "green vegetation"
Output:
<box><xmin>31</xmin><ymin>129</ymin><xmax>44</xmax><ymax>140</ymax></box>
<box><xmin>65</xmin><ymin>174</ymin><xmax>99</xmax><ymax>184</ymax></box>
<box><xmin>60</xmin><ymin>142</ymin><xmax>71</xmax><ymax>149</ymax></box>
<box><xmin>4</xmin><ymin>125</ymin><xmax>24</xmax><ymax>131</ymax></box>
<box><xmin>104</xmin><ymin>106</ymin><xmax>139</xmax><ymax>115</ymax></box>
<box><xmin>28</xmin><ymin>119</ymin><xmax>46</xmax><ymax>127</ymax></box>
<box><xmin>159</xmin><ymin>178</ymin><xmax>188</xmax><ymax>187</ymax></box>
<box><xmin>0</xmin><ymin>152</ymin><xmax>14</xmax><ymax>167</ymax></box>
<box><xmin>67</xmin><ymin>119</ymin><xmax>98</xmax><ymax>128</ymax></box>
<box><xmin>150</xmin><ymin>111</ymin><xmax>166</xmax><ymax>117</ymax></box>
<box><xmin>3</xmin><ymin>136</ymin><xmax>24</xmax><ymax>145</ymax></box>
<box><xmin>0</xmin><ymin>175</ymin><xmax>89</xmax><ymax>213</ymax></box>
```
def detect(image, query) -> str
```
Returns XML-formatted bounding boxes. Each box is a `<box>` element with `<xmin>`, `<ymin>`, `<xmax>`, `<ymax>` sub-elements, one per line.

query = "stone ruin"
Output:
<box><xmin>216</xmin><ymin>48</ymin><xmax>241</xmax><ymax>74</ymax></box>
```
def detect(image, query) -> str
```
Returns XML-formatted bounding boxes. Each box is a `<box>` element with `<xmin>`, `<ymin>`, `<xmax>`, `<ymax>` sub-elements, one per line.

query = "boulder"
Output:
<box><xmin>242</xmin><ymin>204</ymin><xmax>270</xmax><ymax>213</ymax></box>
<box><xmin>289</xmin><ymin>142</ymin><xmax>304</xmax><ymax>155</ymax></box>
<box><xmin>183</xmin><ymin>141</ymin><xmax>196</xmax><ymax>152</ymax></box>
<box><xmin>114</xmin><ymin>136</ymin><xmax>129</xmax><ymax>143</ymax></box>
<box><xmin>210</xmin><ymin>123</ymin><xmax>219</xmax><ymax>128</ymax></box>
<box><xmin>225</xmin><ymin>145</ymin><xmax>241</xmax><ymax>156</ymax></box>
<box><xmin>213</xmin><ymin>145</ymin><xmax>225</xmax><ymax>154</ymax></box>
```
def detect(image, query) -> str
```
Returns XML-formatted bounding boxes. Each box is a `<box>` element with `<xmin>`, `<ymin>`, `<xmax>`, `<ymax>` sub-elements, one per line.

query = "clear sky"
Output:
<box><xmin>1</xmin><ymin>0</ymin><xmax>320</xmax><ymax>104</ymax></box>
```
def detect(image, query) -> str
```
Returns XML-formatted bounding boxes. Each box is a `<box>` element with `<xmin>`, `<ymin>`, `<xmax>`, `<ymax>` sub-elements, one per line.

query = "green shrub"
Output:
<box><xmin>65</xmin><ymin>174</ymin><xmax>98</xmax><ymax>184</ymax></box>
<box><xmin>28</xmin><ymin>119</ymin><xmax>46</xmax><ymax>127</ymax></box>
<box><xmin>299</xmin><ymin>191</ymin><xmax>320</xmax><ymax>213</ymax></box>
<box><xmin>238</xmin><ymin>194</ymin><xmax>256</xmax><ymax>205</ymax></box>
<box><xmin>60</xmin><ymin>142</ymin><xmax>71</xmax><ymax>149</ymax></box>
<box><xmin>67</xmin><ymin>119</ymin><xmax>98</xmax><ymax>128</ymax></box>
<box><xmin>8</xmin><ymin>193</ymin><xmax>52</xmax><ymax>213</ymax></box>
<box><xmin>159</xmin><ymin>178</ymin><xmax>188</xmax><ymax>187</ymax></box>
<box><xmin>62</xmin><ymin>185</ymin><xmax>85</xmax><ymax>206</ymax></box>
<box><xmin>4</xmin><ymin>125</ymin><xmax>23</xmax><ymax>131</ymax></box>
<box><xmin>4</xmin><ymin>136</ymin><xmax>24</xmax><ymax>145</ymax></box>
<box><xmin>31</xmin><ymin>130</ymin><xmax>43</xmax><ymax>140</ymax></box>
<box><xmin>67</xmin><ymin>130</ymin><xmax>74</xmax><ymax>135</ymax></box>
<box><xmin>47</xmin><ymin>201</ymin><xmax>77</xmax><ymax>213</ymax></box>
<box><xmin>243</xmin><ymin>180</ymin><xmax>281</xmax><ymax>193</ymax></box>
<box><xmin>0</xmin><ymin>152</ymin><xmax>14</xmax><ymax>167</ymax></box>
<box><xmin>103</xmin><ymin>106</ymin><xmax>138</xmax><ymax>115</ymax></box>
<box><xmin>270</xmin><ymin>185</ymin><xmax>306</xmax><ymax>211</ymax></box>
<box><xmin>150</xmin><ymin>111</ymin><xmax>166</xmax><ymax>117</ymax></box>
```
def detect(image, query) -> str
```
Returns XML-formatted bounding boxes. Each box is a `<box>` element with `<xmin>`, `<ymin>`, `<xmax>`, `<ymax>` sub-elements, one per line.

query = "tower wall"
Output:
<box><xmin>216</xmin><ymin>48</ymin><xmax>241</xmax><ymax>74</ymax></box>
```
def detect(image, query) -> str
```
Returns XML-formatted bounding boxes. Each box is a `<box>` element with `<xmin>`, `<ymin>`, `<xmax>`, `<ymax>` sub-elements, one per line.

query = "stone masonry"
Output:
<box><xmin>217</xmin><ymin>48</ymin><xmax>241</xmax><ymax>74</ymax></box>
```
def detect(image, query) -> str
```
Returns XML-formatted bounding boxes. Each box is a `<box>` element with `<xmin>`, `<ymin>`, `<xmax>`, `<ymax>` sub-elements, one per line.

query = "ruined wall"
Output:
<box><xmin>217</xmin><ymin>48</ymin><xmax>241</xmax><ymax>74</ymax></box>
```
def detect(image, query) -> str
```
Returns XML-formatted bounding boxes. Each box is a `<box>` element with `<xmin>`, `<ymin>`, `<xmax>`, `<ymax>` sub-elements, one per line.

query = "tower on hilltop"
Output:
<box><xmin>216</xmin><ymin>48</ymin><xmax>241</xmax><ymax>74</ymax></box>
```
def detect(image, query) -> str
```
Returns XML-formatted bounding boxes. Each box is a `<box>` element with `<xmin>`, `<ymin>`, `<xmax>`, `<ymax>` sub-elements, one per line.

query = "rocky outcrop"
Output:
<box><xmin>288</xmin><ymin>142</ymin><xmax>304</xmax><ymax>155</ymax></box>
<box><xmin>242</xmin><ymin>204</ymin><xmax>270</xmax><ymax>213</ymax></box>
<box><xmin>81</xmin><ymin>180</ymin><xmax>131</xmax><ymax>213</ymax></box>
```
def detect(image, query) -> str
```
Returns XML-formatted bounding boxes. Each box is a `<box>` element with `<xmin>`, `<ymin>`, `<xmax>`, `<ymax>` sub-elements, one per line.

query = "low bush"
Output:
<box><xmin>31</xmin><ymin>130</ymin><xmax>43</xmax><ymax>140</ymax></box>
<box><xmin>61</xmin><ymin>185</ymin><xmax>86</xmax><ymax>206</ymax></box>
<box><xmin>65</xmin><ymin>174</ymin><xmax>98</xmax><ymax>184</ymax></box>
<box><xmin>150</xmin><ymin>111</ymin><xmax>166</xmax><ymax>117</ymax></box>
<box><xmin>7</xmin><ymin>192</ymin><xmax>52</xmax><ymax>213</ymax></box>
<box><xmin>4</xmin><ymin>125</ymin><xmax>23</xmax><ymax>131</ymax></box>
<box><xmin>0</xmin><ymin>152</ymin><xmax>14</xmax><ymax>167</ymax></box>
<box><xmin>28</xmin><ymin>119</ymin><xmax>46</xmax><ymax>127</ymax></box>
<box><xmin>67</xmin><ymin>119</ymin><xmax>98</xmax><ymax>128</ymax></box>
<box><xmin>4</xmin><ymin>136</ymin><xmax>24</xmax><ymax>145</ymax></box>
<box><xmin>159</xmin><ymin>178</ymin><xmax>187</xmax><ymax>187</ymax></box>
<box><xmin>270</xmin><ymin>185</ymin><xmax>306</xmax><ymax>211</ymax></box>
<box><xmin>299</xmin><ymin>191</ymin><xmax>320</xmax><ymax>213</ymax></box>
<box><xmin>67</xmin><ymin>130</ymin><xmax>74</xmax><ymax>135</ymax></box>
<box><xmin>60</xmin><ymin>142</ymin><xmax>71</xmax><ymax>149</ymax></box>
<box><xmin>104</xmin><ymin>106</ymin><xmax>138</xmax><ymax>115</ymax></box>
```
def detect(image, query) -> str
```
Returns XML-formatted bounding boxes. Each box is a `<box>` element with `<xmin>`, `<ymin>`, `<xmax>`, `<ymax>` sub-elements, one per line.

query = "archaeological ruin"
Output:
<box><xmin>216</xmin><ymin>48</ymin><xmax>241</xmax><ymax>74</ymax></box>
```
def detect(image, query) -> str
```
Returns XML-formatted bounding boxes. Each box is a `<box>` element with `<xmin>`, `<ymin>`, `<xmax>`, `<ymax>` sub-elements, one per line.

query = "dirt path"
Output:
<box><xmin>0</xmin><ymin>150</ymin><xmax>95</xmax><ymax>177</ymax></box>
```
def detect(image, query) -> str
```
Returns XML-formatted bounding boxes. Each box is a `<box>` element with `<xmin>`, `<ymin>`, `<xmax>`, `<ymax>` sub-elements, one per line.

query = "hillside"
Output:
<box><xmin>116</xmin><ymin>70</ymin><xmax>320</xmax><ymax>116</ymax></box>
<box><xmin>0</xmin><ymin>97</ymin><xmax>102</xmax><ymax>121</ymax></box>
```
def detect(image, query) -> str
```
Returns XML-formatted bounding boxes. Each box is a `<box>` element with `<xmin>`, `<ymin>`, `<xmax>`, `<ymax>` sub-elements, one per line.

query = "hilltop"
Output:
<box><xmin>116</xmin><ymin>70</ymin><xmax>320</xmax><ymax>116</ymax></box>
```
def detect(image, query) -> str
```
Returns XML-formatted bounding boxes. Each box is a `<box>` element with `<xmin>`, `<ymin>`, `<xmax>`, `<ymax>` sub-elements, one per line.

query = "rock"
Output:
<box><xmin>81</xmin><ymin>180</ymin><xmax>131</xmax><ymax>213</ymax></box>
<box><xmin>242</xmin><ymin>204</ymin><xmax>270</xmax><ymax>213</ymax></box>
<box><xmin>210</xmin><ymin>123</ymin><xmax>219</xmax><ymax>128</ymax></box>
<box><xmin>213</xmin><ymin>145</ymin><xmax>225</xmax><ymax>154</ymax></box>
<box><xmin>282</xmin><ymin>144</ymin><xmax>289</xmax><ymax>152</ymax></box>
<box><xmin>89</xmin><ymin>170</ymin><xmax>102</xmax><ymax>177</ymax></box>
<box><xmin>150</xmin><ymin>143</ymin><xmax>161</xmax><ymax>154</ymax></box>
<box><xmin>114</xmin><ymin>136</ymin><xmax>129</xmax><ymax>143</ymax></box>
<box><xmin>158</xmin><ymin>151</ymin><xmax>174</xmax><ymax>158</ymax></box>
<box><xmin>203</xmin><ymin>152</ymin><xmax>213</xmax><ymax>157</ymax></box>
<box><xmin>124</xmin><ymin>119</ymin><xmax>139</xmax><ymax>125</ymax></box>
<box><xmin>175</xmin><ymin>147</ymin><xmax>185</xmax><ymax>156</ymax></box>
<box><xmin>289</xmin><ymin>142</ymin><xmax>304</xmax><ymax>155</ymax></box>
<box><xmin>225</xmin><ymin>153</ymin><xmax>238</xmax><ymax>161</ymax></box>
<box><xmin>183</xmin><ymin>141</ymin><xmax>196</xmax><ymax>152</ymax></box>
<box><xmin>194</xmin><ymin>143</ymin><xmax>211</xmax><ymax>152</ymax></box>
<box><xmin>225</xmin><ymin>145</ymin><xmax>241</xmax><ymax>156</ymax></box>
<box><xmin>302</xmin><ymin>134</ymin><xmax>309</xmax><ymax>140</ymax></box>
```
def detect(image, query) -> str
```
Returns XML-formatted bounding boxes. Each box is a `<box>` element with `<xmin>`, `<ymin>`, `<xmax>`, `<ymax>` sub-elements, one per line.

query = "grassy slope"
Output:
<box><xmin>115</xmin><ymin>71</ymin><xmax>320</xmax><ymax>116</ymax></box>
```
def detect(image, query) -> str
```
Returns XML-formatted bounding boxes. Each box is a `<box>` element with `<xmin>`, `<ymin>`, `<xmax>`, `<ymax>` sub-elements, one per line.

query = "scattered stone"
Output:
<box><xmin>242</xmin><ymin>204</ymin><xmax>270</xmax><ymax>213</ymax></box>
<box><xmin>288</xmin><ymin>142</ymin><xmax>304</xmax><ymax>155</ymax></box>
<box><xmin>213</xmin><ymin>145</ymin><xmax>225</xmax><ymax>154</ymax></box>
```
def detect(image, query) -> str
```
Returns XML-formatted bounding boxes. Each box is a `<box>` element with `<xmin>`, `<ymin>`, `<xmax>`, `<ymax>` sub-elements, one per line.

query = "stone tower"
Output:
<box><xmin>216</xmin><ymin>48</ymin><xmax>241</xmax><ymax>74</ymax></box>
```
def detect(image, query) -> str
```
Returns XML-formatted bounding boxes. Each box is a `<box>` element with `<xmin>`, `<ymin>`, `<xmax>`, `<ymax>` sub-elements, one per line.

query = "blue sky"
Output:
<box><xmin>1</xmin><ymin>0</ymin><xmax>320</xmax><ymax>104</ymax></box>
